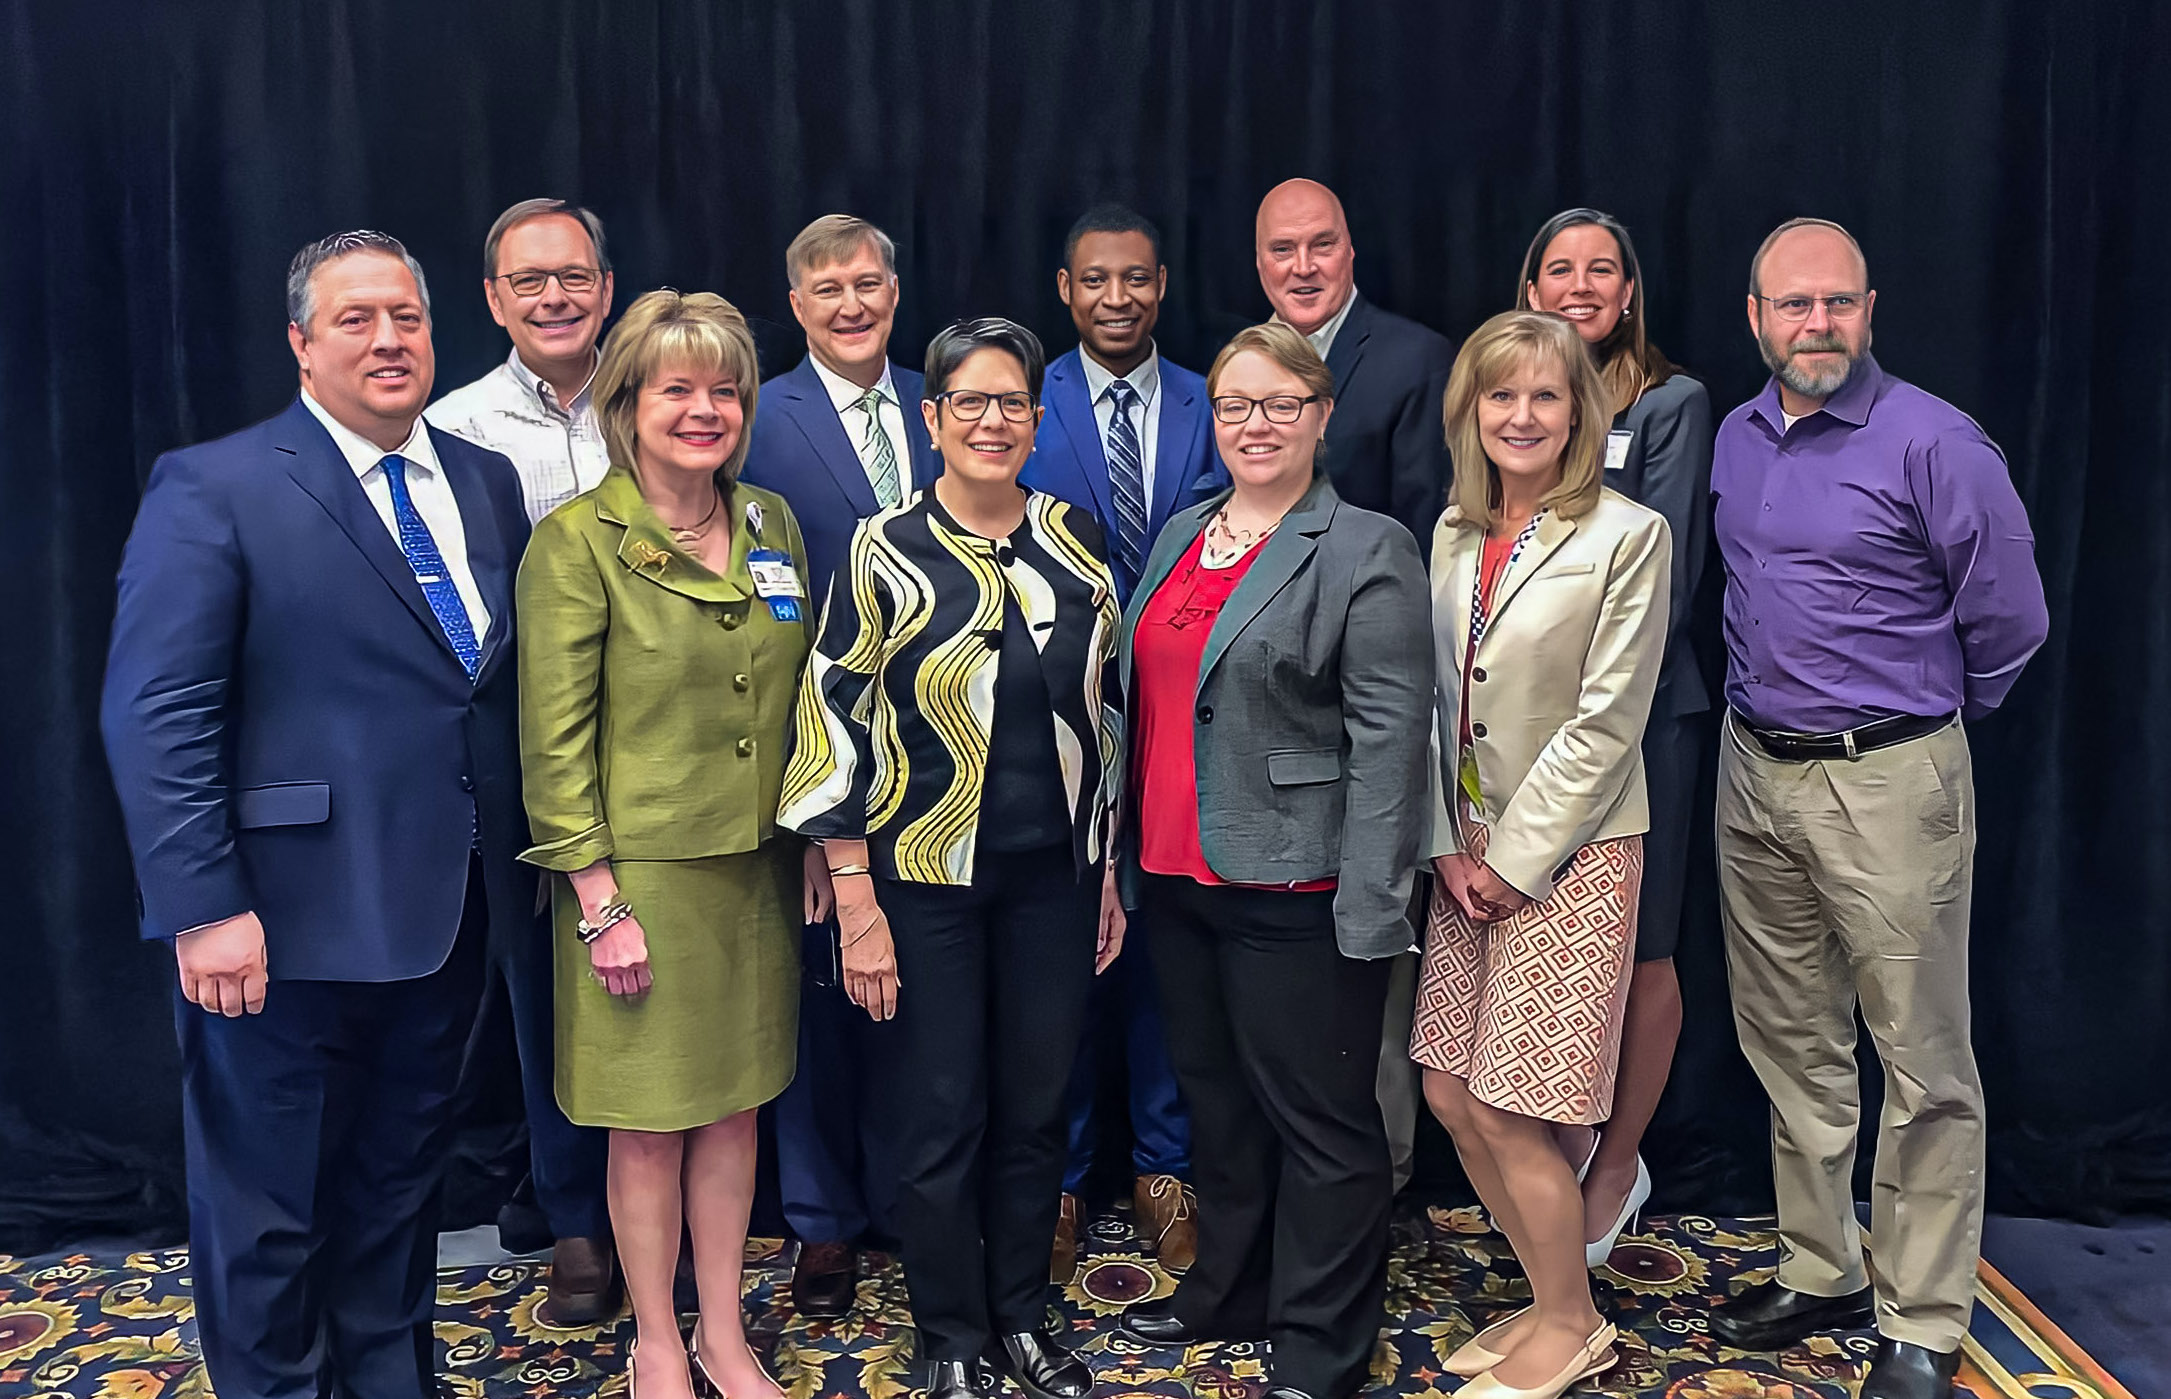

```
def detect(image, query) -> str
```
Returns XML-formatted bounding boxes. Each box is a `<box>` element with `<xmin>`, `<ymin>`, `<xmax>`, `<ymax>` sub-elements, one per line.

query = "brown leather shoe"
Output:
<box><xmin>1050</xmin><ymin>1193</ymin><xmax>1082</xmax><ymax>1283</ymax></box>
<box><xmin>540</xmin><ymin>1235</ymin><xmax>621</xmax><ymax>1326</ymax></box>
<box><xmin>792</xmin><ymin>1239</ymin><xmax>859</xmax><ymax>1319</ymax></box>
<box><xmin>1134</xmin><ymin>1174</ymin><xmax>1197</xmax><ymax>1275</ymax></box>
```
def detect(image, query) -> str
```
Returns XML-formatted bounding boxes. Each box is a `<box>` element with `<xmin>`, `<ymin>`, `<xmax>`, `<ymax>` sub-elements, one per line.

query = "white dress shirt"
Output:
<box><xmin>1077</xmin><ymin>345</ymin><xmax>1163</xmax><ymax>500</ymax></box>
<box><xmin>302</xmin><ymin>391</ymin><xmax>493</xmax><ymax>643</ymax></box>
<box><xmin>1293</xmin><ymin>286</ymin><xmax>1360</xmax><ymax>362</ymax></box>
<box><xmin>425</xmin><ymin>347</ymin><xmax>610</xmax><ymax>524</ymax></box>
<box><xmin>808</xmin><ymin>355</ymin><xmax>913</xmax><ymax>502</ymax></box>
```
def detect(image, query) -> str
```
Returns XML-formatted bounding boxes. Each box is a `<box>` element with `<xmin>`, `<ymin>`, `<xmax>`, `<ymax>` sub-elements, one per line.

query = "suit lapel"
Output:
<box><xmin>1118</xmin><ymin>491</ymin><xmax>1220</xmax><ymax>699</ymax></box>
<box><xmin>274</xmin><ymin>402</ymin><xmax>462</xmax><ymax>666</ymax></box>
<box><xmin>1149</xmin><ymin>366</ymin><xmax>1203</xmax><ymax>535</ymax></box>
<box><xmin>1437</xmin><ymin>514</ymin><xmax>1480</xmax><ymax>655</ymax></box>
<box><xmin>1046</xmin><ymin>352</ymin><xmax>1115</xmax><ymax>523</ymax></box>
<box><xmin>593</xmin><ymin>468</ymin><xmax>752</xmax><ymax>604</ymax></box>
<box><xmin>1323</xmin><ymin>294</ymin><xmax>1373</xmax><ymax>405</ymax></box>
<box><xmin>892</xmin><ymin>364</ymin><xmax>943</xmax><ymax>491</ymax></box>
<box><xmin>1482</xmin><ymin>509</ymin><xmax>1578</xmax><ymax>639</ymax></box>
<box><xmin>435</xmin><ymin>427</ymin><xmax>513</xmax><ymax>678</ymax></box>
<box><xmin>776</xmin><ymin>360</ymin><xmax>881</xmax><ymax>515</ymax></box>
<box><xmin>1197</xmin><ymin>480</ymin><xmax>1337</xmax><ymax>692</ymax></box>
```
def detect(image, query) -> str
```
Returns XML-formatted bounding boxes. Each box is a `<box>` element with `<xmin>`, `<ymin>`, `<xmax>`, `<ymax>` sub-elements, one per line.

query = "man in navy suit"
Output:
<box><xmin>738</xmin><ymin>213</ymin><xmax>940</xmax><ymax>1317</ymax></box>
<box><xmin>1020</xmin><ymin>204</ymin><xmax>1225</xmax><ymax>1282</ymax></box>
<box><xmin>101</xmin><ymin>231</ymin><xmax>531</xmax><ymax>1399</ymax></box>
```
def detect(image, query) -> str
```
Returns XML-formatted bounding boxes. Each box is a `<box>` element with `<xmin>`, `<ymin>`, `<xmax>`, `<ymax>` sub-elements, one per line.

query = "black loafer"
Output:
<box><xmin>927</xmin><ymin>1358</ymin><xmax>993</xmax><ymax>1399</ymax></box>
<box><xmin>997</xmin><ymin>1329</ymin><xmax>1093</xmax><ymax>1399</ymax></box>
<box><xmin>1858</xmin><ymin>1338</ymin><xmax>1962</xmax><ymax>1399</ymax></box>
<box><xmin>1710</xmin><ymin>1280</ymin><xmax>1874</xmax><ymax>1351</ymax></box>
<box><xmin>1262</xmin><ymin>1389</ymin><xmax>1318</xmax><ymax>1399</ymax></box>
<box><xmin>1120</xmin><ymin>1305</ymin><xmax>1207</xmax><ymax>1345</ymax></box>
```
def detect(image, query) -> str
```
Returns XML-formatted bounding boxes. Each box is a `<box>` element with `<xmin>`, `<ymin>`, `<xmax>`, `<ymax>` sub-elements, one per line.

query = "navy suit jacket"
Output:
<box><xmin>1317</xmin><ymin>293</ymin><xmax>1458</xmax><ymax>557</ymax></box>
<box><xmin>100</xmin><ymin>398</ymin><xmax>533</xmax><ymax>982</ymax></box>
<box><xmin>739</xmin><ymin>357</ymin><xmax>942</xmax><ymax>612</ymax></box>
<box><xmin>1020</xmin><ymin>348</ymin><xmax>1227</xmax><ymax>603</ymax></box>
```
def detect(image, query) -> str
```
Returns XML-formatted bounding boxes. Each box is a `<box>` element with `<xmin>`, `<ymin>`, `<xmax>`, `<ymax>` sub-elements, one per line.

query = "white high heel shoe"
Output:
<box><xmin>1585</xmin><ymin>1155</ymin><xmax>1651</xmax><ymax>1268</ymax></box>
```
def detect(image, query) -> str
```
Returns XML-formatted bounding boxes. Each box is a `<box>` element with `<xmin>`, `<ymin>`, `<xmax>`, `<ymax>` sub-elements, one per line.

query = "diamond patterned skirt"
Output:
<box><xmin>1408</xmin><ymin>831</ymin><xmax>1643</xmax><ymax>1125</ymax></box>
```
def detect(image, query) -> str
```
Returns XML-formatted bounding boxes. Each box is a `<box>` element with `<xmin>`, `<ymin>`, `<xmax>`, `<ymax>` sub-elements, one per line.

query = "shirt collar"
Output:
<box><xmin>506</xmin><ymin>345</ymin><xmax>598</xmax><ymax>418</ymax></box>
<box><xmin>301</xmin><ymin>390</ymin><xmax>440</xmax><ymax>480</ymax></box>
<box><xmin>808</xmin><ymin>354</ymin><xmax>899</xmax><ymax>415</ymax></box>
<box><xmin>1749</xmin><ymin>354</ymin><xmax>1885</xmax><ymax>435</ymax></box>
<box><xmin>1284</xmin><ymin>286</ymin><xmax>1358</xmax><ymax>359</ymax></box>
<box><xmin>1078</xmin><ymin>343</ymin><xmax>1161</xmax><ymax>409</ymax></box>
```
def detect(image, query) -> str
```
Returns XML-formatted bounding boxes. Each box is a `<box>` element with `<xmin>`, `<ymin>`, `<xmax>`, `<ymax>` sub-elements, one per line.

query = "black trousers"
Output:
<box><xmin>175</xmin><ymin>858</ymin><xmax>487</xmax><ymax>1399</ymax></box>
<box><xmin>1142</xmin><ymin>874</ymin><xmax>1394</xmax><ymax>1399</ymax></box>
<box><xmin>872</xmin><ymin>845</ymin><xmax>1099</xmax><ymax>1363</ymax></box>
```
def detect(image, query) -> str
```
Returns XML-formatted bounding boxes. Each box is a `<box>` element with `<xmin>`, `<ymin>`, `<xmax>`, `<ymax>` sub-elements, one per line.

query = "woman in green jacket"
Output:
<box><xmin>517</xmin><ymin>289</ymin><xmax>827</xmax><ymax>1399</ymax></box>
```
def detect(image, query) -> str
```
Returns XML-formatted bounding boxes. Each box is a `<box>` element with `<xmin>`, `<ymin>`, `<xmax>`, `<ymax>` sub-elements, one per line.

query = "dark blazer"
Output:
<box><xmin>100</xmin><ymin>398</ymin><xmax>533</xmax><ymax>981</ymax></box>
<box><xmin>738</xmin><ymin>355</ymin><xmax>943</xmax><ymax>610</ymax></box>
<box><xmin>1609</xmin><ymin>372</ymin><xmax>1715</xmax><ymax>717</ymax></box>
<box><xmin>1019</xmin><ymin>347</ymin><xmax>1228</xmax><ymax>603</ymax></box>
<box><xmin>1118</xmin><ymin>476</ymin><xmax>1433</xmax><ymax>958</ymax></box>
<box><xmin>1317</xmin><ymin>293</ymin><xmax>1458</xmax><ymax>555</ymax></box>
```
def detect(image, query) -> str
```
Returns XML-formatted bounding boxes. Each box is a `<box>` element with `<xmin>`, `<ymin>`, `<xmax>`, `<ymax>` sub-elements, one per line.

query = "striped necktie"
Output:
<box><xmin>381</xmin><ymin>454</ymin><xmax>482</xmax><ymax>680</ymax></box>
<box><xmin>1104</xmin><ymin>378</ymin><xmax>1148</xmax><ymax>581</ymax></box>
<box><xmin>857</xmin><ymin>386</ymin><xmax>902</xmax><ymax>509</ymax></box>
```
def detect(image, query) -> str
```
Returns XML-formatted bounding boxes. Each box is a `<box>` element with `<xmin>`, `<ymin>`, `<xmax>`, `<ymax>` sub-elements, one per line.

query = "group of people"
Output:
<box><xmin>98</xmin><ymin>176</ymin><xmax>2048</xmax><ymax>1399</ymax></box>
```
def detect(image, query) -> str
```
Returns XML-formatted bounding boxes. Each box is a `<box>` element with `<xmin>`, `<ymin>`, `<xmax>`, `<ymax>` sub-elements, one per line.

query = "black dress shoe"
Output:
<box><xmin>1262</xmin><ymin>1389</ymin><xmax>1317</xmax><ymax>1399</ymax></box>
<box><xmin>1710</xmin><ymin>1279</ymin><xmax>1874</xmax><ymax>1351</ymax></box>
<box><xmin>927</xmin><ymin>1358</ymin><xmax>993</xmax><ymax>1399</ymax></box>
<box><xmin>792</xmin><ymin>1240</ymin><xmax>859</xmax><ymax>1319</ymax></box>
<box><xmin>1859</xmin><ymin>1338</ymin><xmax>1962</xmax><ymax>1399</ymax></box>
<box><xmin>997</xmin><ymin>1329</ymin><xmax>1094</xmax><ymax>1399</ymax></box>
<box><xmin>1120</xmin><ymin>1302</ymin><xmax>1264</xmax><ymax>1346</ymax></box>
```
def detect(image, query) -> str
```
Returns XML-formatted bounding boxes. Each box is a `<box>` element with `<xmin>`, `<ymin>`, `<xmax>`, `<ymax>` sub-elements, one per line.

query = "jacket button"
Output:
<box><xmin>458</xmin><ymin>774</ymin><xmax>474</xmax><ymax>792</ymax></box>
<box><xmin>733</xmin><ymin>673</ymin><xmax>752</xmax><ymax>692</ymax></box>
<box><xmin>1472</xmin><ymin>666</ymin><xmax>1488</xmax><ymax>683</ymax></box>
<box><xmin>1471</xmin><ymin>721</ymin><xmax>1488</xmax><ymax>739</ymax></box>
<box><xmin>721</xmin><ymin>611</ymin><xmax>743</xmax><ymax>630</ymax></box>
<box><xmin>736</xmin><ymin>737</ymin><xmax>756</xmax><ymax>757</ymax></box>
<box><xmin>1197</xmin><ymin>705</ymin><xmax>1213</xmax><ymax>723</ymax></box>
<box><xmin>983</xmin><ymin>629</ymin><xmax>1002</xmax><ymax>650</ymax></box>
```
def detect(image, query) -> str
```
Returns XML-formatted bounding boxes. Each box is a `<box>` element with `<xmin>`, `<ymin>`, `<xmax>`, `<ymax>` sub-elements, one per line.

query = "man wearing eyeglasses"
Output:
<box><xmin>426</xmin><ymin>197</ymin><xmax>618</xmax><ymax>1325</ymax></box>
<box><xmin>1708</xmin><ymin>219</ymin><xmax>2047</xmax><ymax>1399</ymax></box>
<box><xmin>739</xmin><ymin>213</ymin><xmax>941</xmax><ymax>1320</ymax></box>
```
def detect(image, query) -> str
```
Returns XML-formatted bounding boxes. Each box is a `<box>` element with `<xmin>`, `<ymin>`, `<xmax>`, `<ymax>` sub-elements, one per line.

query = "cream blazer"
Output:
<box><xmin>1428</xmin><ymin>488</ymin><xmax>1671</xmax><ymax>899</ymax></box>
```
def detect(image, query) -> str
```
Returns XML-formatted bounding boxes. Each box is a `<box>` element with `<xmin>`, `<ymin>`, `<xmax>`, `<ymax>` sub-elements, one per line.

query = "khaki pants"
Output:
<box><xmin>1716</xmin><ymin>712</ymin><xmax>1984</xmax><ymax>1352</ymax></box>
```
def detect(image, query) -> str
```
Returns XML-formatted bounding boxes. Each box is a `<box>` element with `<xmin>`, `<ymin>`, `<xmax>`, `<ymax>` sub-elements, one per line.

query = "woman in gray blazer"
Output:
<box><xmin>1114</xmin><ymin>323</ymin><xmax>1433</xmax><ymax>1399</ymax></box>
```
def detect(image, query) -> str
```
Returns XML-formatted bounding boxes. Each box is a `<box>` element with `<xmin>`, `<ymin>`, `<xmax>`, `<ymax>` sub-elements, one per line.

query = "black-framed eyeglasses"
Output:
<box><xmin>935</xmin><ymin>390</ymin><xmax>1037</xmax><ymax>423</ymax></box>
<box><xmin>1211</xmin><ymin>393</ymin><xmax>1323</xmax><ymax>425</ymax></box>
<box><xmin>493</xmin><ymin>265</ymin><xmax>604</xmax><ymax>297</ymax></box>
<box><xmin>1755</xmin><ymin>292</ymin><xmax>1869</xmax><ymax>323</ymax></box>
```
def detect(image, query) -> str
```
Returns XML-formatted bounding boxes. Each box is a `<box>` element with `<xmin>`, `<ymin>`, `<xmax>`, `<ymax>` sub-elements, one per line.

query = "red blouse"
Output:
<box><xmin>1133</xmin><ymin>532</ymin><xmax>1335</xmax><ymax>891</ymax></box>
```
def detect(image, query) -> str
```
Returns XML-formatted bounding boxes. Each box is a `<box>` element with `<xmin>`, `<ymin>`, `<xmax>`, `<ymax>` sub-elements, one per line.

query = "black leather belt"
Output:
<box><xmin>1736</xmin><ymin>709</ymin><xmax>1956</xmax><ymax>762</ymax></box>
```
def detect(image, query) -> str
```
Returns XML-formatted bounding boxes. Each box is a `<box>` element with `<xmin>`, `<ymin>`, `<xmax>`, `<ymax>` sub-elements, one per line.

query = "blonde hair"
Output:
<box><xmin>593</xmin><ymin>290</ymin><xmax>762</xmax><ymax>483</ymax></box>
<box><xmin>1207</xmin><ymin>323</ymin><xmax>1336</xmax><ymax>478</ymax></box>
<box><xmin>1441</xmin><ymin>311</ymin><xmax>1608</xmax><ymax>530</ymax></box>
<box><xmin>785</xmin><ymin>214</ymin><xmax>897</xmax><ymax>289</ymax></box>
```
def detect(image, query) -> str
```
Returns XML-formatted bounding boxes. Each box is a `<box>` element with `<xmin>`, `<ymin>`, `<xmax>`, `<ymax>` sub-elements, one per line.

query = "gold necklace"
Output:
<box><xmin>663</xmin><ymin>489</ymin><xmax>723</xmax><ymax>544</ymax></box>
<box><xmin>1200</xmin><ymin>505</ymin><xmax>1282</xmax><ymax>568</ymax></box>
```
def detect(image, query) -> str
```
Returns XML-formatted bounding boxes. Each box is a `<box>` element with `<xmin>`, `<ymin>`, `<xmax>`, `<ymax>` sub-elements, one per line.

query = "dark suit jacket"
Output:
<box><xmin>738</xmin><ymin>356</ymin><xmax>943</xmax><ymax>611</ymax></box>
<box><xmin>1609</xmin><ymin>372</ymin><xmax>1715</xmax><ymax>717</ymax></box>
<box><xmin>100</xmin><ymin>398</ymin><xmax>533</xmax><ymax>981</ymax></box>
<box><xmin>1317</xmin><ymin>293</ymin><xmax>1458</xmax><ymax>555</ymax></box>
<box><xmin>1118</xmin><ymin>476</ymin><xmax>1434</xmax><ymax>958</ymax></box>
<box><xmin>1019</xmin><ymin>348</ymin><xmax>1228</xmax><ymax>604</ymax></box>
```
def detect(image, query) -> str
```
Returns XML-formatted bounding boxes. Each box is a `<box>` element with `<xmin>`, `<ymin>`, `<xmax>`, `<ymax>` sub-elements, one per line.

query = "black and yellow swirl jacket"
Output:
<box><xmin>779</xmin><ymin>488</ymin><xmax>1122</xmax><ymax>885</ymax></box>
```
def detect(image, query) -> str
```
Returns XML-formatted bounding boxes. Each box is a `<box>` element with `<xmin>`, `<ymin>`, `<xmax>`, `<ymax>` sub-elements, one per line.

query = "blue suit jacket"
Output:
<box><xmin>100</xmin><ymin>398</ymin><xmax>533</xmax><ymax>982</ymax></box>
<box><xmin>739</xmin><ymin>357</ymin><xmax>942</xmax><ymax>611</ymax></box>
<box><xmin>1020</xmin><ymin>348</ymin><xmax>1226</xmax><ymax>603</ymax></box>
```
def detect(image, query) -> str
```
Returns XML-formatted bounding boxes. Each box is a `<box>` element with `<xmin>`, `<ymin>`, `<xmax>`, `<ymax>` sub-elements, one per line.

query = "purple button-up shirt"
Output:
<box><xmin>1712</xmin><ymin>356</ymin><xmax>2048</xmax><ymax>734</ymax></box>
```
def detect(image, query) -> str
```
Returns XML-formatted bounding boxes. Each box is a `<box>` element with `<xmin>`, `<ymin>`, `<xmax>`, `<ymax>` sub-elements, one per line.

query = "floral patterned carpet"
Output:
<box><xmin>0</xmin><ymin>1203</ymin><xmax>2127</xmax><ymax>1398</ymax></box>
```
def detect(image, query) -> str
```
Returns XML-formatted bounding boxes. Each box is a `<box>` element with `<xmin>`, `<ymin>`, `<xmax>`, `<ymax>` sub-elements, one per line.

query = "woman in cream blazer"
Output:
<box><xmin>1410</xmin><ymin>311</ymin><xmax>1669</xmax><ymax>1399</ymax></box>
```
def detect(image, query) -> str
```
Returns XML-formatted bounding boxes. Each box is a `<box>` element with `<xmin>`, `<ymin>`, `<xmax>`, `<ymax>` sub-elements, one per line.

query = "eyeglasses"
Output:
<box><xmin>1211</xmin><ymin>394</ymin><xmax>1323</xmax><ymax>425</ymax></box>
<box><xmin>1756</xmin><ymin>293</ymin><xmax>1870</xmax><ymax>322</ymax></box>
<box><xmin>493</xmin><ymin>265</ymin><xmax>603</xmax><ymax>297</ymax></box>
<box><xmin>935</xmin><ymin>390</ymin><xmax>1037</xmax><ymax>423</ymax></box>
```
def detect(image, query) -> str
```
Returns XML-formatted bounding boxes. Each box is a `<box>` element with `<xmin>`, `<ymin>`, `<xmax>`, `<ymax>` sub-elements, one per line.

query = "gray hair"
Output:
<box><xmin>482</xmin><ymin>198</ymin><xmax>611</xmax><ymax>278</ymax></box>
<box><xmin>286</xmin><ymin>230</ymin><xmax>432</xmax><ymax>334</ymax></box>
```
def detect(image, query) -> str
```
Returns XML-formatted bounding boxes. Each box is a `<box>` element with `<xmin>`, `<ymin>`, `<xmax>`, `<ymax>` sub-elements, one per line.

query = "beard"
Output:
<box><xmin>1759</xmin><ymin>324</ymin><xmax>1870</xmax><ymax>399</ymax></box>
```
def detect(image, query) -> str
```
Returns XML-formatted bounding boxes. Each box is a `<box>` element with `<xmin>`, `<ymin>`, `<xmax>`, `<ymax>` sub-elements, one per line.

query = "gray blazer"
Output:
<box><xmin>1118</xmin><ymin>475</ymin><xmax>1434</xmax><ymax>958</ymax></box>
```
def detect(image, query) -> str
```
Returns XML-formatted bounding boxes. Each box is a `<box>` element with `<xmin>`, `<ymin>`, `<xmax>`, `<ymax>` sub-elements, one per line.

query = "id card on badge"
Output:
<box><xmin>1604</xmin><ymin>428</ymin><xmax>1633</xmax><ymax>473</ymax></box>
<box><xmin>748</xmin><ymin>548</ymin><xmax>804</xmax><ymax>623</ymax></box>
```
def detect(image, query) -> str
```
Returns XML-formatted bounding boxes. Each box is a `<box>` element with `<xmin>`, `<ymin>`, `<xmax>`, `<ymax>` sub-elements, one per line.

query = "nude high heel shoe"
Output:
<box><xmin>1450</xmin><ymin>1321</ymin><xmax>1617</xmax><ymax>1399</ymax></box>
<box><xmin>1443</xmin><ymin>1303</ymin><xmax>1530</xmax><ymax>1377</ymax></box>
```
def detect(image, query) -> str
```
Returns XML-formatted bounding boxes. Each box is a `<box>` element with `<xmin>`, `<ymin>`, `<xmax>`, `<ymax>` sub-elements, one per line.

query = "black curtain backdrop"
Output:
<box><xmin>7</xmin><ymin>0</ymin><xmax>2168</xmax><ymax>1252</ymax></box>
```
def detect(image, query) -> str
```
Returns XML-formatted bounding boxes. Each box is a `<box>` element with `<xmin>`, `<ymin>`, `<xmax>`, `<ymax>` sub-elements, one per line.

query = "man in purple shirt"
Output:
<box><xmin>1707</xmin><ymin>219</ymin><xmax>2047</xmax><ymax>1399</ymax></box>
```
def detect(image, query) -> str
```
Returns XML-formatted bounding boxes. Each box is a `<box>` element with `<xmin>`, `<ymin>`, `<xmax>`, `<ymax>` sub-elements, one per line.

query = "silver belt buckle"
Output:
<box><xmin>1840</xmin><ymin>728</ymin><xmax>1859</xmax><ymax>760</ymax></box>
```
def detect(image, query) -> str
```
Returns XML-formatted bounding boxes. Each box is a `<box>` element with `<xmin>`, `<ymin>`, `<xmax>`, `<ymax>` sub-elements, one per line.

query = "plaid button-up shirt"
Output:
<box><xmin>427</xmin><ymin>347</ymin><xmax>611</xmax><ymax>524</ymax></box>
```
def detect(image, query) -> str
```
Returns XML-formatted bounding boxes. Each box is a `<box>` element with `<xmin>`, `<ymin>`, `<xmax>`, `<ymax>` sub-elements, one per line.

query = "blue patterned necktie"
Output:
<box><xmin>1104</xmin><ymin>379</ymin><xmax>1149</xmax><ymax>581</ymax></box>
<box><xmin>381</xmin><ymin>454</ymin><xmax>482</xmax><ymax>680</ymax></box>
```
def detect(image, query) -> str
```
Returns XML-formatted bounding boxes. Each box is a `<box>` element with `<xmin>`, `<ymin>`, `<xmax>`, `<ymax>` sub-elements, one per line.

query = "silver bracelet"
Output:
<box><xmin>575</xmin><ymin>900</ymin><xmax>633</xmax><ymax>944</ymax></box>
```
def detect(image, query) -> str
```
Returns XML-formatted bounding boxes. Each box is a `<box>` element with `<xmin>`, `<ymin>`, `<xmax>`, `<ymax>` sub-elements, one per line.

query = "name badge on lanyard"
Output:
<box><xmin>747</xmin><ymin>549</ymin><xmax>804</xmax><ymax>623</ymax></box>
<box><xmin>1604</xmin><ymin>428</ymin><xmax>1633</xmax><ymax>473</ymax></box>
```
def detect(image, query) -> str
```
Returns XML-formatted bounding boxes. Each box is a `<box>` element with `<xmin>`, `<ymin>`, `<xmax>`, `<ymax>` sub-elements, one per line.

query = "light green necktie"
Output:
<box><xmin>858</xmin><ymin>386</ymin><xmax>901</xmax><ymax>508</ymax></box>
